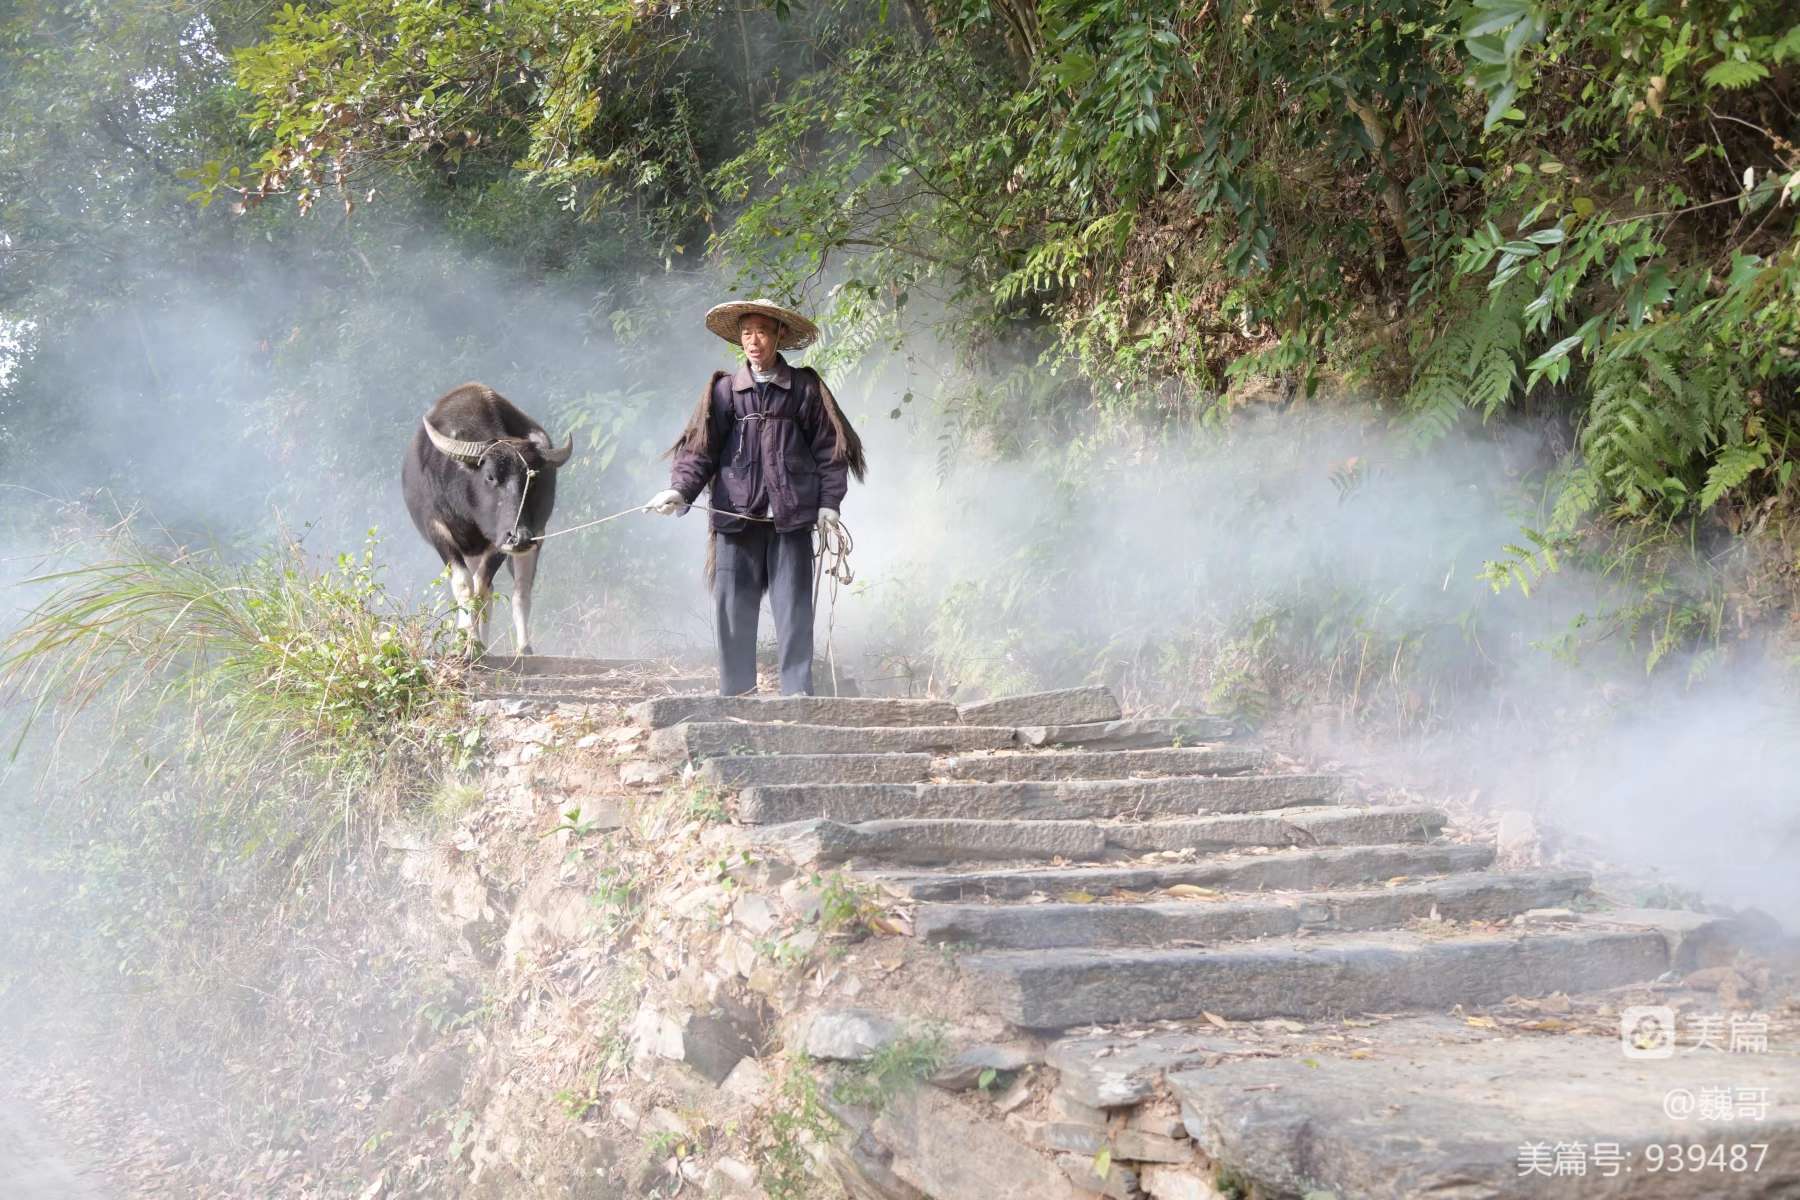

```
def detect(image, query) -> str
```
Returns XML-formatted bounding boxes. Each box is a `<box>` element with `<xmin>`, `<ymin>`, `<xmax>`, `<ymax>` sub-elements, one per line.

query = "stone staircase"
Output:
<box><xmin>624</xmin><ymin>685</ymin><xmax>1679</xmax><ymax>1034</ymax></box>
<box><xmin>480</xmin><ymin>660</ymin><xmax>1800</xmax><ymax>1199</ymax></box>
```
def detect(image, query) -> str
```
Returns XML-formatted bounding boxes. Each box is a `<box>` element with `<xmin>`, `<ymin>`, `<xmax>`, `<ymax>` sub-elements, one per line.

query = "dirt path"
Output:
<box><xmin>0</xmin><ymin>1088</ymin><xmax>112</xmax><ymax>1200</ymax></box>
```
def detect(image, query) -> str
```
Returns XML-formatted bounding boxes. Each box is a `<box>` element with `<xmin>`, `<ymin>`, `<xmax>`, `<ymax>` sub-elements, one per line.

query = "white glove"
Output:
<box><xmin>817</xmin><ymin>507</ymin><xmax>840</xmax><ymax>531</ymax></box>
<box><xmin>645</xmin><ymin>488</ymin><xmax>688</xmax><ymax>516</ymax></box>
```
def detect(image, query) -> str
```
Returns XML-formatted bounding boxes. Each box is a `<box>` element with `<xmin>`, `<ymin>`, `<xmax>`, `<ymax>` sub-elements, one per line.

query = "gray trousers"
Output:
<box><xmin>715</xmin><ymin>526</ymin><xmax>814</xmax><ymax>696</ymax></box>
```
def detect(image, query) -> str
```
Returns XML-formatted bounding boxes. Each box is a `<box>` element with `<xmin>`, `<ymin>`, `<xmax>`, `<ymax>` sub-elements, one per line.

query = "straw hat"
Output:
<box><xmin>703</xmin><ymin>298</ymin><xmax>819</xmax><ymax>351</ymax></box>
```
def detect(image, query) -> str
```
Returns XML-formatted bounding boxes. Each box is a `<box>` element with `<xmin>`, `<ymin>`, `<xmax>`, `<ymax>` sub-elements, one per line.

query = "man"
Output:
<box><xmin>645</xmin><ymin>299</ymin><xmax>866</xmax><ymax>696</ymax></box>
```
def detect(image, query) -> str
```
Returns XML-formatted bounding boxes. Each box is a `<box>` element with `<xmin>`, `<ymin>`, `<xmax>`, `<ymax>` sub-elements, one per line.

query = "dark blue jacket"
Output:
<box><xmin>669</xmin><ymin>358</ymin><xmax>849</xmax><ymax>533</ymax></box>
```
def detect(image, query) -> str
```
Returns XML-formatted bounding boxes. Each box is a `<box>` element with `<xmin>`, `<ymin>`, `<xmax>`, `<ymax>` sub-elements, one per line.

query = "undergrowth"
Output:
<box><xmin>2</xmin><ymin>525</ymin><xmax>463</xmax><ymax>878</ymax></box>
<box><xmin>756</xmin><ymin>1060</ymin><xmax>840</xmax><ymax>1200</ymax></box>
<box><xmin>0</xmin><ymin>521</ymin><xmax>469</xmax><ymax>1090</ymax></box>
<box><xmin>829</xmin><ymin>1029</ymin><xmax>949</xmax><ymax>1112</ymax></box>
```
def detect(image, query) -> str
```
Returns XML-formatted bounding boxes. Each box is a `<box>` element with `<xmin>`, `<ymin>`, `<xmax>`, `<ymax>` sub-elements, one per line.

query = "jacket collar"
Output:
<box><xmin>732</xmin><ymin>356</ymin><xmax>792</xmax><ymax>392</ymax></box>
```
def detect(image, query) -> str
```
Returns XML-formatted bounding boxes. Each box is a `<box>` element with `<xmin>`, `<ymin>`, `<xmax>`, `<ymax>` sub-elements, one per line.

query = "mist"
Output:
<box><xmin>828</xmin><ymin>370</ymin><xmax>1800</xmax><ymax>925</ymax></box>
<box><xmin>4</xmin><ymin>201</ymin><xmax>1796</xmax><ymax>931</ymax></box>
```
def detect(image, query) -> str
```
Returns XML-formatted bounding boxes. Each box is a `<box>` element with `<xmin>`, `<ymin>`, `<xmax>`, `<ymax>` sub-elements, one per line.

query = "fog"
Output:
<box><xmin>4</xmin><ymin>219</ymin><xmax>1796</xmax><ymax>927</ymax></box>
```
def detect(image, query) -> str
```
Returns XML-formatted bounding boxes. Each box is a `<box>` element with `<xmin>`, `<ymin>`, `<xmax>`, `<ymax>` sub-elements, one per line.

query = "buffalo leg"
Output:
<box><xmin>507</xmin><ymin>547</ymin><xmax>540</xmax><ymax>655</ymax></box>
<box><xmin>470</xmin><ymin>552</ymin><xmax>505</xmax><ymax>650</ymax></box>
<box><xmin>447</xmin><ymin>560</ymin><xmax>476</xmax><ymax>634</ymax></box>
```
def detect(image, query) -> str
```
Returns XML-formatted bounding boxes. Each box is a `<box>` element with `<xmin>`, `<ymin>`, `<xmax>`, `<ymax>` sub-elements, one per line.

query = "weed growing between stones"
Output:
<box><xmin>682</xmin><ymin>780</ymin><xmax>727</xmax><ymax>823</ymax></box>
<box><xmin>830</xmin><ymin>1029</ymin><xmax>949</xmax><ymax>1112</ymax></box>
<box><xmin>428</xmin><ymin>773</ymin><xmax>486</xmax><ymax>827</ymax></box>
<box><xmin>588</xmin><ymin>863</ymin><xmax>645</xmax><ymax>939</ymax></box>
<box><xmin>755</xmin><ymin>1060</ymin><xmax>840</xmax><ymax>1200</ymax></box>
<box><xmin>816</xmin><ymin>872</ymin><xmax>885</xmax><ymax>938</ymax></box>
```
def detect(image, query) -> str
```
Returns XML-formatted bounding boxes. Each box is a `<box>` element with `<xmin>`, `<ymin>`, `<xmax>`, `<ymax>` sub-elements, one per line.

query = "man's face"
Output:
<box><xmin>738</xmin><ymin>314</ymin><xmax>781</xmax><ymax>369</ymax></box>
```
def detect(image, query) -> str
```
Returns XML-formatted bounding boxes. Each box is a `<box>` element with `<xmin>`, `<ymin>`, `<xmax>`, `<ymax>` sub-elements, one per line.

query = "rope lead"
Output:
<box><xmin>534</xmin><ymin>502</ymin><xmax>854</xmax><ymax>692</ymax></box>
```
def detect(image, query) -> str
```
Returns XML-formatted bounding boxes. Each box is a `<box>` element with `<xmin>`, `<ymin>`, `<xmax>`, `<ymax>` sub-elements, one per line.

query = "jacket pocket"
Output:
<box><xmin>717</xmin><ymin>461</ymin><xmax>753</xmax><ymax>509</ymax></box>
<box><xmin>783</xmin><ymin>449</ymin><xmax>820</xmax><ymax>510</ymax></box>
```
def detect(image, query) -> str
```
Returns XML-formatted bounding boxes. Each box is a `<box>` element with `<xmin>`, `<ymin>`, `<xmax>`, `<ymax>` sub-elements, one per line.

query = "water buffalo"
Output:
<box><xmin>403</xmin><ymin>383</ymin><xmax>574</xmax><ymax>655</ymax></box>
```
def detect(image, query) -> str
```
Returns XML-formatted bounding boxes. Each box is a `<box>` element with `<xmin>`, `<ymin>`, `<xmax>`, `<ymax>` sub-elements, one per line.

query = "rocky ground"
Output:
<box><xmin>7</xmin><ymin>655</ymin><xmax>1798</xmax><ymax>1199</ymax></box>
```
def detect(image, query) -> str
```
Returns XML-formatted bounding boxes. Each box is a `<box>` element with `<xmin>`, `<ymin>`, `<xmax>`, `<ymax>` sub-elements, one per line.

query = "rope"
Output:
<box><xmin>533</xmin><ymin>498</ymin><xmax>854</xmax><ymax>694</ymax></box>
<box><xmin>534</xmin><ymin>501</ymin><xmax>774</xmax><ymax>543</ymax></box>
<box><xmin>813</xmin><ymin>517</ymin><xmax>854</xmax><ymax>695</ymax></box>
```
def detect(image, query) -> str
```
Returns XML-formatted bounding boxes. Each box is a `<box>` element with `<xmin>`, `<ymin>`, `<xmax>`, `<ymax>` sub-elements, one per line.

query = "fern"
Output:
<box><xmin>1698</xmin><ymin>440</ymin><xmax>1767</xmax><ymax>510</ymax></box>
<box><xmin>1547</xmin><ymin>463</ymin><xmax>1602</xmax><ymax>535</ymax></box>
<box><xmin>1403</xmin><ymin>289</ymin><xmax>1523</xmax><ymax>448</ymax></box>
<box><xmin>1479</xmin><ymin>527</ymin><xmax>1565</xmax><ymax>596</ymax></box>
<box><xmin>1702</xmin><ymin>59</ymin><xmax>1770</xmax><ymax>89</ymax></box>
<box><xmin>994</xmin><ymin>212</ymin><xmax>1133</xmax><ymax>305</ymax></box>
<box><xmin>1581</xmin><ymin>323</ymin><xmax>1750</xmax><ymax>515</ymax></box>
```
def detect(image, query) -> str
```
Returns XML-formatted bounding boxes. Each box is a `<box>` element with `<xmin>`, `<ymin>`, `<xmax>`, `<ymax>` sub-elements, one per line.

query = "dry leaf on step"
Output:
<box><xmin>1058</xmin><ymin>891</ymin><xmax>1097</xmax><ymax>904</ymax></box>
<box><xmin>1165</xmin><ymin>884</ymin><xmax>1222</xmax><ymax>900</ymax></box>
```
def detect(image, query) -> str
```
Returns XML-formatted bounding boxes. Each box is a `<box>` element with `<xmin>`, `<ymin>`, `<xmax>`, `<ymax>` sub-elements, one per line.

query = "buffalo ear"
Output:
<box><xmin>542</xmin><ymin>434</ymin><xmax>575</xmax><ymax>468</ymax></box>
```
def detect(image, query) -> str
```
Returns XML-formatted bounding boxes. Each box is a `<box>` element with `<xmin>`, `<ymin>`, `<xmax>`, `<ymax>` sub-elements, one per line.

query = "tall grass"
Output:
<box><xmin>0</xmin><ymin>525</ymin><xmax>477</xmax><ymax>1143</ymax></box>
<box><xmin>2</xmin><ymin>527</ymin><xmax>464</xmax><ymax>881</ymax></box>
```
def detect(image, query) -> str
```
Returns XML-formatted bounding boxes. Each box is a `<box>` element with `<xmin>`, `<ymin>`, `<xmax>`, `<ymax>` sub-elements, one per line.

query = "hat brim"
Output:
<box><xmin>704</xmin><ymin>299</ymin><xmax>819</xmax><ymax>351</ymax></box>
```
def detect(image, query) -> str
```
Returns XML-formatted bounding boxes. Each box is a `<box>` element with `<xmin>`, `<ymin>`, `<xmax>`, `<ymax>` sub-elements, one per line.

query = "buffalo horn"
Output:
<box><xmin>542</xmin><ymin>434</ymin><xmax>575</xmax><ymax>468</ymax></box>
<box><xmin>423</xmin><ymin>418</ymin><xmax>491</xmax><ymax>463</ymax></box>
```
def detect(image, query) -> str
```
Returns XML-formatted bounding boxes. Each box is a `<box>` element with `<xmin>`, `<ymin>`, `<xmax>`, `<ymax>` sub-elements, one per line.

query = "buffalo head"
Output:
<box><xmin>423</xmin><ymin>419</ymin><xmax>573</xmax><ymax>554</ymax></box>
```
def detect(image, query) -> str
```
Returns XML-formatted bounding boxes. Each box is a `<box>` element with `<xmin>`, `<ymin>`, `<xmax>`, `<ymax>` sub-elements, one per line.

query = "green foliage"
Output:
<box><xmin>682</xmin><ymin>781</ymin><xmax>728</xmax><ymax>823</ymax></box>
<box><xmin>3</xmin><ymin>528</ymin><xmax>459</xmax><ymax>868</ymax></box>
<box><xmin>1479</xmin><ymin>528</ymin><xmax>1564</xmax><ymax>597</ymax></box>
<box><xmin>830</xmin><ymin>1029</ymin><xmax>949</xmax><ymax>1111</ymax></box>
<box><xmin>815</xmin><ymin>871</ymin><xmax>884</xmax><ymax>937</ymax></box>
<box><xmin>1404</xmin><ymin>292</ymin><xmax>1524</xmax><ymax>444</ymax></box>
<box><xmin>757</xmin><ymin>1060</ymin><xmax>840</xmax><ymax>1200</ymax></box>
<box><xmin>1440</xmin><ymin>0</ymin><xmax>1800</xmax><ymax>524</ymax></box>
<box><xmin>588</xmin><ymin>865</ymin><xmax>644</xmax><ymax>939</ymax></box>
<box><xmin>218</xmin><ymin>0</ymin><xmax>1800</xmax><ymax>532</ymax></box>
<box><xmin>222</xmin><ymin>0</ymin><xmax>758</xmax><ymax>253</ymax></box>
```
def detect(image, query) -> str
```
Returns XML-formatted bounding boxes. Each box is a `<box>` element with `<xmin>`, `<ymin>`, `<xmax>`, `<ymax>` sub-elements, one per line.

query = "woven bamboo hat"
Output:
<box><xmin>703</xmin><ymin>298</ymin><xmax>819</xmax><ymax>350</ymax></box>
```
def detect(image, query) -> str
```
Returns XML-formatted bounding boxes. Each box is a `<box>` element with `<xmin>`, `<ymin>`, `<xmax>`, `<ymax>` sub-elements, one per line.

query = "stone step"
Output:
<box><xmin>956</xmin><ymin>686</ymin><xmax>1122</xmax><ymax>727</ymax></box>
<box><xmin>777</xmin><ymin>817</ymin><xmax>1111</xmax><ymax>866</ymax></box>
<box><xmin>1017</xmin><ymin>717</ymin><xmax>1236</xmax><ymax>749</ymax></box>
<box><xmin>737</xmin><ymin>776</ymin><xmax>1345</xmax><ymax>824</ymax></box>
<box><xmin>649</xmin><ymin>721</ymin><xmax>1020</xmax><ymax>761</ymax></box>
<box><xmin>474</xmin><ymin>672</ymin><xmax>715</xmax><ymax>696</ymax></box>
<box><xmin>700</xmin><ymin>746</ymin><xmax>1271</xmax><ymax>789</ymax></box>
<box><xmin>763</xmin><ymin>804</ymin><xmax>1446</xmax><ymax>866</ymax></box>
<box><xmin>629</xmin><ymin>694</ymin><xmax>961</xmax><ymax>730</ymax></box>
<box><xmin>913</xmin><ymin>870</ymin><xmax>1592</xmax><ymax>949</ymax></box>
<box><xmin>937</xmin><ymin>746</ymin><xmax>1272</xmax><ymax>782</ymax></box>
<box><xmin>476</xmin><ymin>691</ymin><xmax>647</xmax><ymax>706</ymax></box>
<box><xmin>868</xmin><ymin>842</ymin><xmax>1497</xmax><ymax>901</ymax></box>
<box><xmin>962</xmin><ymin>927</ymin><xmax>1671</xmax><ymax>1029</ymax></box>
<box><xmin>472</xmin><ymin>654</ymin><xmax>655</xmax><ymax>676</ymax></box>
<box><xmin>700</xmin><ymin>753</ymin><xmax>934</xmax><ymax>789</ymax></box>
<box><xmin>1168</xmin><ymin>1020</ymin><xmax>1800</xmax><ymax>1199</ymax></box>
<box><xmin>1106</xmin><ymin>805</ymin><xmax>1446</xmax><ymax>853</ymax></box>
<box><xmin>478</xmin><ymin>685</ymin><xmax>716</xmax><ymax>706</ymax></box>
